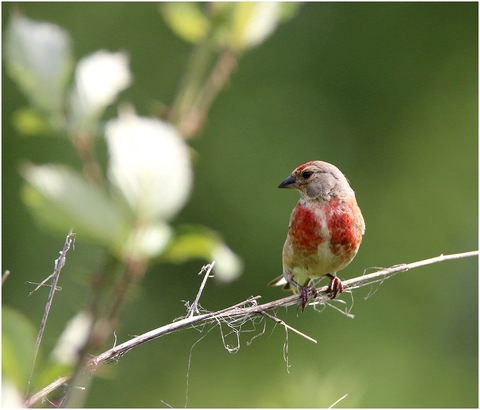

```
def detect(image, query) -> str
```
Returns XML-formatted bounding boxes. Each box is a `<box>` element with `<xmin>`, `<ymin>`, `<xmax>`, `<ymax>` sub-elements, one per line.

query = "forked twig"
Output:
<box><xmin>187</xmin><ymin>262</ymin><xmax>215</xmax><ymax>317</ymax></box>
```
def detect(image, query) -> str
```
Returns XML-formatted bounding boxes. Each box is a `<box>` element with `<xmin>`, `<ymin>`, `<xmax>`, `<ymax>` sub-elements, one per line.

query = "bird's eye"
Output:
<box><xmin>301</xmin><ymin>170</ymin><xmax>313</xmax><ymax>179</ymax></box>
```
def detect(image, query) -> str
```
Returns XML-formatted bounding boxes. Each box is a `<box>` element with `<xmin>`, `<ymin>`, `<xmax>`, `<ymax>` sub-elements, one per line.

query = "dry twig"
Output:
<box><xmin>86</xmin><ymin>250</ymin><xmax>480</xmax><ymax>369</ymax></box>
<box><xmin>2</xmin><ymin>269</ymin><xmax>11</xmax><ymax>285</ymax></box>
<box><xmin>25</xmin><ymin>250</ymin><xmax>478</xmax><ymax>407</ymax></box>
<box><xmin>26</xmin><ymin>230</ymin><xmax>76</xmax><ymax>395</ymax></box>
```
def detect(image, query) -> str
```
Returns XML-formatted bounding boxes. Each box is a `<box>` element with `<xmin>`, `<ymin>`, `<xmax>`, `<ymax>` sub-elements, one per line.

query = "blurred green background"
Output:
<box><xmin>2</xmin><ymin>2</ymin><xmax>477</xmax><ymax>407</ymax></box>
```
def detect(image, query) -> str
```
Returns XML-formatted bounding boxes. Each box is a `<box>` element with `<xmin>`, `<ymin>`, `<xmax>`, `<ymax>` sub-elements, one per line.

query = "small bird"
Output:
<box><xmin>269</xmin><ymin>160</ymin><xmax>365</xmax><ymax>309</ymax></box>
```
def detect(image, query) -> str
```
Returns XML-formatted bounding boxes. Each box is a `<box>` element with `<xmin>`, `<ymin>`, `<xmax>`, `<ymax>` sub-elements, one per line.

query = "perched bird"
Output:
<box><xmin>269</xmin><ymin>160</ymin><xmax>365</xmax><ymax>309</ymax></box>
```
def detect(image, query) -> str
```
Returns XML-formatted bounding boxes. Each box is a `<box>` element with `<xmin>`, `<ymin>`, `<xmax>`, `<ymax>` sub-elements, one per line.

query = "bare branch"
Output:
<box><xmin>86</xmin><ymin>295</ymin><xmax>262</xmax><ymax>373</ymax></box>
<box><xmin>343</xmin><ymin>250</ymin><xmax>479</xmax><ymax>291</ymax></box>
<box><xmin>24</xmin><ymin>250</ymin><xmax>478</xmax><ymax>407</ymax></box>
<box><xmin>86</xmin><ymin>250</ymin><xmax>479</xmax><ymax>370</ymax></box>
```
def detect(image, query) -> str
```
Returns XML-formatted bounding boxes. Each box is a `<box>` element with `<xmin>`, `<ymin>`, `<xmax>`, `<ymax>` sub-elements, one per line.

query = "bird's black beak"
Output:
<box><xmin>278</xmin><ymin>174</ymin><xmax>297</xmax><ymax>189</ymax></box>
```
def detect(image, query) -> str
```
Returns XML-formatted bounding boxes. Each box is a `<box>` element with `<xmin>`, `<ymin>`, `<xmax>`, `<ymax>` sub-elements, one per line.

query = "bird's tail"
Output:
<box><xmin>268</xmin><ymin>275</ymin><xmax>299</xmax><ymax>292</ymax></box>
<box><xmin>268</xmin><ymin>275</ymin><xmax>288</xmax><ymax>287</ymax></box>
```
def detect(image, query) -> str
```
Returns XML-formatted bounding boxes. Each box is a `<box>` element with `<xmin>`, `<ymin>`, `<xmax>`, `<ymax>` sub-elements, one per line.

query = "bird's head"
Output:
<box><xmin>278</xmin><ymin>160</ymin><xmax>355</xmax><ymax>201</ymax></box>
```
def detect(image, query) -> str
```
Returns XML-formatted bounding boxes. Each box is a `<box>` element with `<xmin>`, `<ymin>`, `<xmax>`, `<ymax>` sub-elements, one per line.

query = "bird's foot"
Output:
<box><xmin>287</xmin><ymin>277</ymin><xmax>318</xmax><ymax>311</ymax></box>
<box><xmin>326</xmin><ymin>274</ymin><xmax>343</xmax><ymax>299</ymax></box>
<box><xmin>298</xmin><ymin>285</ymin><xmax>318</xmax><ymax>311</ymax></box>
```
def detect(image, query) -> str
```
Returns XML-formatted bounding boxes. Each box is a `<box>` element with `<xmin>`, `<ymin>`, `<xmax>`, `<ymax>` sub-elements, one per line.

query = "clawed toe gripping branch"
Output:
<box><xmin>24</xmin><ymin>249</ymin><xmax>478</xmax><ymax>407</ymax></box>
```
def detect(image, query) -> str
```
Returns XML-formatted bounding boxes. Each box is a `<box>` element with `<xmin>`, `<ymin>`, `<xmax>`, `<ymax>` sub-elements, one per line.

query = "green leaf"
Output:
<box><xmin>159</xmin><ymin>3</ymin><xmax>210</xmax><ymax>44</ymax></box>
<box><xmin>12</xmin><ymin>107</ymin><xmax>55</xmax><ymax>137</ymax></box>
<box><xmin>162</xmin><ymin>225</ymin><xmax>243</xmax><ymax>283</ymax></box>
<box><xmin>278</xmin><ymin>3</ymin><xmax>301</xmax><ymax>22</ymax></box>
<box><xmin>5</xmin><ymin>13</ymin><xmax>73</xmax><ymax>125</ymax></box>
<box><xmin>20</xmin><ymin>163</ymin><xmax>129</xmax><ymax>252</ymax></box>
<box><xmin>2</xmin><ymin>307</ymin><xmax>37</xmax><ymax>389</ymax></box>
<box><xmin>162</xmin><ymin>224</ymin><xmax>218</xmax><ymax>263</ymax></box>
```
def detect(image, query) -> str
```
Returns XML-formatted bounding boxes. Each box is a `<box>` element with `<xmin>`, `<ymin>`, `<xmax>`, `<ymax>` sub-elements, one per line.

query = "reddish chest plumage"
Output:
<box><xmin>287</xmin><ymin>197</ymin><xmax>363</xmax><ymax>268</ymax></box>
<box><xmin>327</xmin><ymin>198</ymin><xmax>363</xmax><ymax>255</ymax></box>
<box><xmin>289</xmin><ymin>203</ymin><xmax>325</xmax><ymax>252</ymax></box>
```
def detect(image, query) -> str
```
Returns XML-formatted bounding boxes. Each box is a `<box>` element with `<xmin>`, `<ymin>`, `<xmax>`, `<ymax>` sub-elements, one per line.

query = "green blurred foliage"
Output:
<box><xmin>2</xmin><ymin>307</ymin><xmax>37</xmax><ymax>389</ymax></box>
<box><xmin>20</xmin><ymin>163</ymin><xmax>130</xmax><ymax>250</ymax></box>
<box><xmin>4</xmin><ymin>12</ymin><xmax>73</xmax><ymax>127</ymax></box>
<box><xmin>160</xmin><ymin>3</ymin><xmax>299</xmax><ymax>52</ymax></box>
<box><xmin>2</xmin><ymin>2</ymin><xmax>477</xmax><ymax>408</ymax></box>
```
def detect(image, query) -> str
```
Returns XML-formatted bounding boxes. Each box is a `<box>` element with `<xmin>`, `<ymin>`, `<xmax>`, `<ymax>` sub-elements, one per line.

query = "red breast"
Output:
<box><xmin>285</xmin><ymin>196</ymin><xmax>364</xmax><ymax>275</ymax></box>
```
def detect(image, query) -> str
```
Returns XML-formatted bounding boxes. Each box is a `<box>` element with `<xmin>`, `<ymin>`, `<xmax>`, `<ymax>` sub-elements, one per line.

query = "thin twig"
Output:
<box><xmin>342</xmin><ymin>250</ymin><xmax>479</xmax><ymax>291</ymax></box>
<box><xmin>181</xmin><ymin>48</ymin><xmax>237</xmax><ymax>137</ymax></box>
<box><xmin>26</xmin><ymin>279</ymin><xmax>62</xmax><ymax>295</ymax></box>
<box><xmin>24</xmin><ymin>377</ymin><xmax>70</xmax><ymax>408</ymax></box>
<box><xmin>26</xmin><ymin>230</ymin><xmax>76</xmax><ymax>396</ymax></box>
<box><xmin>260</xmin><ymin>311</ymin><xmax>317</xmax><ymax>344</ymax></box>
<box><xmin>188</xmin><ymin>262</ymin><xmax>215</xmax><ymax>317</ymax></box>
<box><xmin>329</xmin><ymin>393</ymin><xmax>349</xmax><ymax>409</ymax></box>
<box><xmin>24</xmin><ymin>250</ymin><xmax>478</xmax><ymax>407</ymax></box>
<box><xmin>2</xmin><ymin>269</ymin><xmax>11</xmax><ymax>285</ymax></box>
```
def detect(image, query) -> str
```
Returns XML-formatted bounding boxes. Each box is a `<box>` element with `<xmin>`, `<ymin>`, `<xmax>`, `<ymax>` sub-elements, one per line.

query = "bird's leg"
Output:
<box><xmin>287</xmin><ymin>277</ymin><xmax>318</xmax><ymax>311</ymax></box>
<box><xmin>326</xmin><ymin>273</ymin><xmax>343</xmax><ymax>299</ymax></box>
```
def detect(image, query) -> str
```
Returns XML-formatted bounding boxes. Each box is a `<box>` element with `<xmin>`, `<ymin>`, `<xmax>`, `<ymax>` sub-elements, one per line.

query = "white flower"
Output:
<box><xmin>52</xmin><ymin>311</ymin><xmax>93</xmax><ymax>365</ymax></box>
<box><xmin>2</xmin><ymin>379</ymin><xmax>24</xmax><ymax>408</ymax></box>
<box><xmin>122</xmin><ymin>222</ymin><xmax>172</xmax><ymax>260</ymax></box>
<box><xmin>105</xmin><ymin>108</ymin><xmax>192</xmax><ymax>221</ymax></box>
<box><xmin>70</xmin><ymin>50</ymin><xmax>131</xmax><ymax>127</ymax></box>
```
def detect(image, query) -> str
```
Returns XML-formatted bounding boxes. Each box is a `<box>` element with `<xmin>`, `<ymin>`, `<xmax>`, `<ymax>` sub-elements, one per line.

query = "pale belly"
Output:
<box><xmin>283</xmin><ymin>238</ymin><xmax>355</xmax><ymax>280</ymax></box>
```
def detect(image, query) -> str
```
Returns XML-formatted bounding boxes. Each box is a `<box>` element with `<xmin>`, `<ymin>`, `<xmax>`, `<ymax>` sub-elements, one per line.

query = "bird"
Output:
<box><xmin>269</xmin><ymin>160</ymin><xmax>365</xmax><ymax>310</ymax></box>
